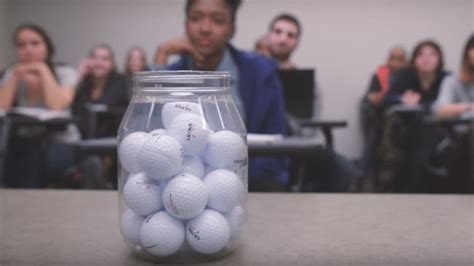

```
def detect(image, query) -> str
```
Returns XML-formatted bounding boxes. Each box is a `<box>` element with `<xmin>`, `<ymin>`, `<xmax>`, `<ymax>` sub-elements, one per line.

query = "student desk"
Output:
<box><xmin>0</xmin><ymin>189</ymin><xmax>472</xmax><ymax>265</ymax></box>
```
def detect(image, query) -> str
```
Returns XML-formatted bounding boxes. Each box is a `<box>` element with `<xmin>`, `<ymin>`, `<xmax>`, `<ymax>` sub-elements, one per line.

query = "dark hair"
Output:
<box><xmin>269</xmin><ymin>13</ymin><xmax>302</xmax><ymax>37</ymax></box>
<box><xmin>410</xmin><ymin>40</ymin><xmax>444</xmax><ymax>73</ymax></box>
<box><xmin>460</xmin><ymin>34</ymin><xmax>474</xmax><ymax>84</ymax></box>
<box><xmin>124</xmin><ymin>46</ymin><xmax>148</xmax><ymax>78</ymax></box>
<box><xmin>13</xmin><ymin>23</ymin><xmax>56</xmax><ymax>78</ymax></box>
<box><xmin>89</xmin><ymin>43</ymin><xmax>117</xmax><ymax>72</ymax></box>
<box><xmin>185</xmin><ymin>0</ymin><xmax>242</xmax><ymax>24</ymax></box>
<box><xmin>81</xmin><ymin>44</ymin><xmax>117</xmax><ymax>95</ymax></box>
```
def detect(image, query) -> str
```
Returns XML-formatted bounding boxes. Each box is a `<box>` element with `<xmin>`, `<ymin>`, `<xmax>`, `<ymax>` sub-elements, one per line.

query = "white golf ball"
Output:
<box><xmin>167</xmin><ymin>113</ymin><xmax>210</xmax><ymax>156</ymax></box>
<box><xmin>120</xmin><ymin>209</ymin><xmax>145</xmax><ymax>246</ymax></box>
<box><xmin>123</xmin><ymin>172</ymin><xmax>162</xmax><ymax>216</ymax></box>
<box><xmin>149</xmin><ymin>128</ymin><xmax>166</xmax><ymax>137</ymax></box>
<box><xmin>204</xmin><ymin>169</ymin><xmax>244</xmax><ymax>212</ymax></box>
<box><xmin>139</xmin><ymin>135</ymin><xmax>184</xmax><ymax>181</ymax></box>
<box><xmin>224</xmin><ymin>206</ymin><xmax>244</xmax><ymax>240</ymax></box>
<box><xmin>161</xmin><ymin>101</ymin><xmax>202</xmax><ymax>129</ymax></box>
<box><xmin>140</xmin><ymin>211</ymin><xmax>185</xmax><ymax>257</ymax></box>
<box><xmin>181</xmin><ymin>156</ymin><xmax>205</xmax><ymax>178</ymax></box>
<box><xmin>204</xmin><ymin>130</ymin><xmax>247</xmax><ymax>171</ymax></box>
<box><xmin>186</xmin><ymin>209</ymin><xmax>230</xmax><ymax>254</ymax></box>
<box><xmin>162</xmin><ymin>173</ymin><xmax>208</xmax><ymax>219</ymax></box>
<box><xmin>119</xmin><ymin>132</ymin><xmax>150</xmax><ymax>173</ymax></box>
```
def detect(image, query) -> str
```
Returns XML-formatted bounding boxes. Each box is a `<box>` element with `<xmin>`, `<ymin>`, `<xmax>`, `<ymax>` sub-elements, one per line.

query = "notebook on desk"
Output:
<box><xmin>278</xmin><ymin>69</ymin><xmax>315</xmax><ymax>119</ymax></box>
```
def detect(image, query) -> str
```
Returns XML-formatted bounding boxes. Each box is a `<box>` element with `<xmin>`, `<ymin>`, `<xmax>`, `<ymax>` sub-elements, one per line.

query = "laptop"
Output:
<box><xmin>278</xmin><ymin>69</ymin><xmax>315</xmax><ymax>119</ymax></box>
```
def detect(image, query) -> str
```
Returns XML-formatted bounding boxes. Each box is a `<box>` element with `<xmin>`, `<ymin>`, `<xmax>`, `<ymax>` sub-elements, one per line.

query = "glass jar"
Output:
<box><xmin>117</xmin><ymin>71</ymin><xmax>247</xmax><ymax>263</ymax></box>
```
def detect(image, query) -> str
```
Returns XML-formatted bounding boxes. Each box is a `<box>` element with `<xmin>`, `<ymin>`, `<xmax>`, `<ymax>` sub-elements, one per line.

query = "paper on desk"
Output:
<box><xmin>247</xmin><ymin>133</ymin><xmax>284</xmax><ymax>145</ymax></box>
<box><xmin>9</xmin><ymin>107</ymin><xmax>70</xmax><ymax>121</ymax></box>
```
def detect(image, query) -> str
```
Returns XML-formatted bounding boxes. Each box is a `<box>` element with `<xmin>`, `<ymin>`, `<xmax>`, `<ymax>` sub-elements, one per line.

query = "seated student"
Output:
<box><xmin>360</xmin><ymin>46</ymin><xmax>407</xmax><ymax>189</ymax></box>
<box><xmin>380</xmin><ymin>40</ymin><xmax>449</xmax><ymax>192</ymax></box>
<box><xmin>433</xmin><ymin>35</ymin><xmax>474</xmax><ymax>118</ymax></box>
<box><xmin>74</xmin><ymin>44</ymin><xmax>129</xmax><ymax>138</ymax></box>
<box><xmin>431</xmin><ymin>34</ymin><xmax>474</xmax><ymax>193</ymax></box>
<box><xmin>154</xmin><ymin>0</ymin><xmax>288</xmax><ymax>191</ymax></box>
<box><xmin>384</xmin><ymin>40</ymin><xmax>449</xmax><ymax>109</ymax></box>
<box><xmin>0</xmin><ymin>24</ymin><xmax>80</xmax><ymax>187</ymax></box>
<box><xmin>73</xmin><ymin>44</ymin><xmax>129</xmax><ymax>189</ymax></box>
<box><xmin>264</xmin><ymin>13</ymin><xmax>358</xmax><ymax>192</ymax></box>
<box><xmin>124</xmin><ymin>46</ymin><xmax>149</xmax><ymax>97</ymax></box>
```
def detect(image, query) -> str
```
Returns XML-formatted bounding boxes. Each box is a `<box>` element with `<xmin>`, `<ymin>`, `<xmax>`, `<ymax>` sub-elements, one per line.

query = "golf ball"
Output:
<box><xmin>140</xmin><ymin>211</ymin><xmax>185</xmax><ymax>257</ymax></box>
<box><xmin>167</xmin><ymin>113</ymin><xmax>210</xmax><ymax>156</ymax></box>
<box><xmin>119</xmin><ymin>132</ymin><xmax>150</xmax><ymax>173</ymax></box>
<box><xmin>149</xmin><ymin>128</ymin><xmax>166</xmax><ymax>137</ymax></box>
<box><xmin>120</xmin><ymin>209</ymin><xmax>145</xmax><ymax>246</ymax></box>
<box><xmin>162</xmin><ymin>173</ymin><xmax>208</xmax><ymax>219</ymax></box>
<box><xmin>181</xmin><ymin>156</ymin><xmax>205</xmax><ymax>179</ymax></box>
<box><xmin>161</xmin><ymin>101</ymin><xmax>202</xmax><ymax>129</ymax></box>
<box><xmin>123</xmin><ymin>172</ymin><xmax>162</xmax><ymax>216</ymax></box>
<box><xmin>139</xmin><ymin>135</ymin><xmax>184</xmax><ymax>181</ymax></box>
<box><xmin>186</xmin><ymin>209</ymin><xmax>230</xmax><ymax>254</ymax></box>
<box><xmin>204</xmin><ymin>169</ymin><xmax>244</xmax><ymax>212</ymax></box>
<box><xmin>224</xmin><ymin>206</ymin><xmax>244</xmax><ymax>240</ymax></box>
<box><xmin>204</xmin><ymin>130</ymin><xmax>247</xmax><ymax>171</ymax></box>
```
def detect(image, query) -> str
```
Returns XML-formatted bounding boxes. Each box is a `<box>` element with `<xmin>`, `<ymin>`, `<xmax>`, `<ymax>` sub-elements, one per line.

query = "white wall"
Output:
<box><xmin>0</xmin><ymin>0</ymin><xmax>8</xmax><ymax>66</ymax></box>
<box><xmin>3</xmin><ymin>0</ymin><xmax>473</xmax><ymax>157</ymax></box>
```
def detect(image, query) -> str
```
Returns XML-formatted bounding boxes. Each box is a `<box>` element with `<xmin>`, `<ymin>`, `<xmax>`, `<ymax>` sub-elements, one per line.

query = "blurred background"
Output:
<box><xmin>1</xmin><ymin>0</ymin><xmax>472</xmax><ymax>158</ymax></box>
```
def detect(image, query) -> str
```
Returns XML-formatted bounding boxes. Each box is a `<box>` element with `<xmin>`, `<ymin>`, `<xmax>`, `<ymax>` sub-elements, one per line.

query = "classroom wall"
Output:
<box><xmin>2</xmin><ymin>0</ymin><xmax>473</xmax><ymax>157</ymax></box>
<box><xmin>0</xmin><ymin>0</ymin><xmax>8</xmax><ymax>66</ymax></box>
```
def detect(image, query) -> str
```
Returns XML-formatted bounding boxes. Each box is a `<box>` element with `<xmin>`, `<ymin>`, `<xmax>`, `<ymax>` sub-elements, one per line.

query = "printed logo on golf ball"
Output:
<box><xmin>161</xmin><ymin>101</ymin><xmax>202</xmax><ymax>129</ymax></box>
<box><xmin>140</xmin><ymin>211</ymin><xmax>185</xmax><ymax>257</ymax></box>
<box><xmin>186</xmin><ymin>209</ymin><xmax>230</xmax><ymax>254</ymax></box>
<box><xmin>149</xmin><ymin>128</ymin><xmax>166</xmax><ymax>137</ymax></box>
<box><xmin>123</xmin><ymin>172</ymin><xmax>162</xmax><ymax>216</ymax></box>
<box><xmin>162</xmin><ymin>173</ymin><xmax>208</xmax><ymax>219</ymax></box>
<box><xmin>205</xmin><ymin>130</ymin><xmax>247</xmax><ymax>171</ymax></box>
<box><xmin>138</xmin><ymin>134</ymin><xmax>184</xmax><ymax>181</ymax></box>
<box><xmin>167</xmin><ymin>113</ymin><xmax>210</xmax><ymax>156</ymax></box>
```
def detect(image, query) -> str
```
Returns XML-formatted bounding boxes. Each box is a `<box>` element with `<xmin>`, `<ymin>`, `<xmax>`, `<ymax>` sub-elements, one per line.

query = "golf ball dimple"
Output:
<box><xmin>123</xmin><ymin>172</ymin><xmax>162</xmax><ymax>216</ymax></box>
<box><xmin>140</xmin><ymin>211</ymin><xmax>185</xmax><ymax>257</ymax></box>
<box><xmin>162</xmin><ymin>173</ymin><xmax>208</xmax><ymax>219</ymax></box>
<box><xmin>205</xmin><ymin>130</ymin><xmax>247</xmax><ymax>171</ymax></box>
<box><xmin>139</xmin><ymin>135</ymin><xmax>184</xmax><ymax>181</ymax></box>
<box><xmin>186</xmin><ymin>209</ymin><xmax>230</xmax><ymax>254</ymax></box>
<box><xmin>224</xmin><ymin>206</ymin><xmax>245</xmax><ymax>240</ymax></box>
<box><xmin>120</xmin><ymin>209</ymin><xmax>145</xmax><ymax>246</ymax></box>
<box><xmin>204</xmin><ymin>169</ymin><xmax>244</xmax><ymax>213</ymax></box>
<box><xmin>167</xmin><ymin>113</ymin><xmax>210</xmax><ymax>156</ymax></box>
<box><xmin>161</xmin><ymin>102</ymin><xmax>202</xmax><ymax>129</ymax></box>
<box><xmin>119</xmin><ymin>132</ymin><xmax>150</xmax><ymax>173</ymax></box>
<box><xmin>181</xmin><ymin>156</ymin><xmax>206</xmax><ymax>178</ymax></box>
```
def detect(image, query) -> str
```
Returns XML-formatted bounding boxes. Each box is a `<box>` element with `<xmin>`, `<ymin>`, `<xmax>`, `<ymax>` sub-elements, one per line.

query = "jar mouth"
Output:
<box><xmin>133</xmin><ymin>71</ymin><xmax>230</xmax><ymax>92</ymax></box>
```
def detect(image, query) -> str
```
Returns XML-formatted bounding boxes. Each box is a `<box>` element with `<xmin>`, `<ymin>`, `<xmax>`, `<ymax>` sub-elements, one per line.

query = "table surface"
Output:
<box><xmin>1</xmin><ymin>190</ymin><xmax>473</xmax><ymax>266</ymax></box>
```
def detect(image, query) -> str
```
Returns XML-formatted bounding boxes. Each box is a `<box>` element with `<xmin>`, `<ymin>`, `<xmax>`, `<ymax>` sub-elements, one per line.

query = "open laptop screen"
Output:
<box><xmin>277</xmin><ymin>69</ymin><xmax>315</xmax><ymax>119</ymax></box>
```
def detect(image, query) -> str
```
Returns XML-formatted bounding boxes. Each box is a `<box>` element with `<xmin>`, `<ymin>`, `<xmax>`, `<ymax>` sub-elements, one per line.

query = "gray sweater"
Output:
<box><xmin>432</xmin><ymin>74</ymin><xmax>474</xmax><ymax>112</ymax></box>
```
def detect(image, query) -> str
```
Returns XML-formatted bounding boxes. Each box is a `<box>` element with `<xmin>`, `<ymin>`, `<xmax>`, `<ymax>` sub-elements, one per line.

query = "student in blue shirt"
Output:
<box><xmin>153</xmin><ymin>0</ymin><xmax>288</xmax><ymax>191</ymax></box>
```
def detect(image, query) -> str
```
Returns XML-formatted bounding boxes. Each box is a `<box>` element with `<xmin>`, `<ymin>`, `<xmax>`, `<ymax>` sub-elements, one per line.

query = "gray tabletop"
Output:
<box><xmin>1</xmin><ymin>190</ymin><xmax>473</xmax><ymax>265</ymax></box>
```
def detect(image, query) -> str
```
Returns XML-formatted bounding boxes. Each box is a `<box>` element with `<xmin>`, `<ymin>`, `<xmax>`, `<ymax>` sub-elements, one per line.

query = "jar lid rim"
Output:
<box><xmin>134</xmin><ymin>70</ymin><xmax>230</xmax><ymax>79</ymax></box>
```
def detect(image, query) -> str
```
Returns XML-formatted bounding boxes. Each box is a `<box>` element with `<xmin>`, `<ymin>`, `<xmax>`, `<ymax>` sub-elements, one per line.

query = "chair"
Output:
<box><xmin>0</xmin><ymin>113</ymin><xmax>10</xmax><ymax>186</ymax></box>
<box><xmin>278</xmin><ymin>70</ymin><xmax>349</xmax><ymax>191</ymax></box>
